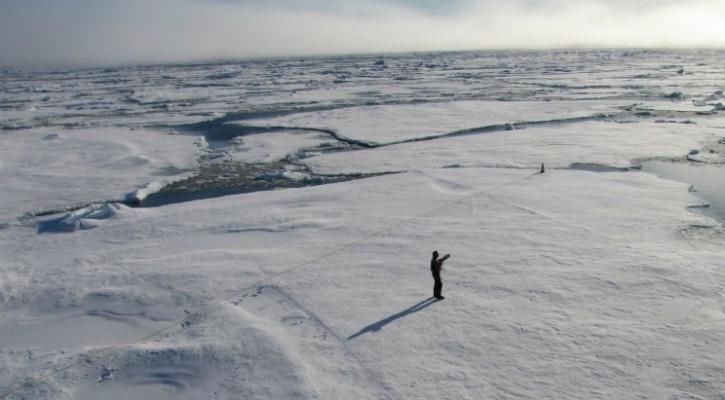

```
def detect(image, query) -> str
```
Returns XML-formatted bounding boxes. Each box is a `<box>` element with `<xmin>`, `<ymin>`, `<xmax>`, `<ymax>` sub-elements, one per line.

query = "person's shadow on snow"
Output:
<box><xmin>347</xmin><ymin>297</ymin><xmax>440</xmax><ymax>340</ymax></box>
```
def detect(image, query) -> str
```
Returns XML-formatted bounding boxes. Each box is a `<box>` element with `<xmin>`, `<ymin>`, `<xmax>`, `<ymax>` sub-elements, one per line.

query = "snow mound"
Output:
<box><xmin>37</xmin><ymin>203</ymin><xmax>129</xmax><ymax>233</ymax></box>
<box><xmin>15</xmin><ymin>301</ymin><xmax>385</xmax><ymax>400</ymax></box>
<box><xmin>254</xmin><ymin>169</ymin><xmax>308</xmax><ymax>182</ymax></box>
<box><xmin>687</xmin><ymin>150</ymin><xmax>725</xmax><ymax>163</ymax></box>
<box><xmin>125</xmin><ymin>181</ymin><xmax>166</xmax><ymax>204</ymax></box>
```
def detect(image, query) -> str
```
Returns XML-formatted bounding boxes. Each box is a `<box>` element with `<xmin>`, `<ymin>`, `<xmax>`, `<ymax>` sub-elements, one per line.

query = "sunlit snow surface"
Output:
<box><xmin>1</xmin><ymin>50</ymin><xmax>725</xmax><ymax>399</ymax></box>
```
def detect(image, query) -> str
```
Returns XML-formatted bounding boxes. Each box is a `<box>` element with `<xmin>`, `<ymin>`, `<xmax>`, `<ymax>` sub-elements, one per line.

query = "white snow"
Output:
<box><xmin>243</xmin><ymin>100</ymin><xmax>628</xmax><ymax>145</ymax></box>
<box><xmin>2</xmin><ymin>50</ymin><xmax>725</xmax><ymax>400</ymax></box>
<box><xmin>0</xmin><ymin>127</ymin><xmax>202</xmax><ymax>221</ymax></box>
<box><xmin>305</xmin><ymin>119</ymin><xmax>723</xmax><ymax>174</ymax></box>
<box><xmin>1</xmin><ymin>168</ymin><xmax>724</xmax><ymax>399</ymax></box>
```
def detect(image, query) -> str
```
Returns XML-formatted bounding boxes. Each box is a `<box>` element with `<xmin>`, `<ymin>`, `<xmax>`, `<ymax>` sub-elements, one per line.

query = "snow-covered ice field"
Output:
<box><xmin>1</xmin><ymin>50</ymin><xmax>725</xmax><ymax>399</ymax></box>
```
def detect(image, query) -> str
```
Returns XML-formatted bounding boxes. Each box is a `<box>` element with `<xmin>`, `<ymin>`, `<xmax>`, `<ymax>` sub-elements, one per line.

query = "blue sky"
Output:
<box><xmin>1</xmin><ymin>0</ymin><xmax>724</xmax><ymax>67</ymax></box>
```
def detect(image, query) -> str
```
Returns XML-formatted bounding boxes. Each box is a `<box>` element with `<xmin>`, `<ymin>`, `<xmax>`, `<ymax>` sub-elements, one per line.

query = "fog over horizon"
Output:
<box><xmin>1</xmin><ymin>0</ymin><xmax>724</xmax><ymax>68</ymax></box>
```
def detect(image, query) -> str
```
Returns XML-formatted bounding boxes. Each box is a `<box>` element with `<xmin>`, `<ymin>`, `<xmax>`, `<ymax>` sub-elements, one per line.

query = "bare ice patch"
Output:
<box><xmin>642</xmin><ymin>160</ymin><xmax>725</xmax><ymax>221</ymax></box>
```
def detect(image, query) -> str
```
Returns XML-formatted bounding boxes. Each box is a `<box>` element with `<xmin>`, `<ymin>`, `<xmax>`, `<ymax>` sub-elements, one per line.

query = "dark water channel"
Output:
<box><xmin>642</xmin><ymin>161</ymin><xmax>725</xmax><ymax>221</ymax></box>
<box><xmin>138</xmin><ymin>162</ymin><xmax>388</xmax><ymax>207</ymax></box>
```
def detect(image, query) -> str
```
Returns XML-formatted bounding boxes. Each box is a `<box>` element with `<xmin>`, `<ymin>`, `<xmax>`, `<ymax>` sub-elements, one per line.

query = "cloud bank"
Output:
<box><xmin>1</xmin><ymin>0</ymin><xmax>724</xmax><ymax>67</ymax></box>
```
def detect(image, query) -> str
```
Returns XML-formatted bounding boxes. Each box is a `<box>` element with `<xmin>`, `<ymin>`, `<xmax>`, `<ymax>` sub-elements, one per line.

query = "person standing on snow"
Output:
<box><xmin>431</xmin><ymin>250</ymin><xmax>450</xmax><ymax>300</ymax></box>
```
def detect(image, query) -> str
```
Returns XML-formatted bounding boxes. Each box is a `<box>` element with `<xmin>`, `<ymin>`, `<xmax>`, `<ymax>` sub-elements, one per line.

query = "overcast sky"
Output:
<box><xmin>1</xmin><ymin>0</ymin><xmax>724</xmax><ymax>67</ymax></box>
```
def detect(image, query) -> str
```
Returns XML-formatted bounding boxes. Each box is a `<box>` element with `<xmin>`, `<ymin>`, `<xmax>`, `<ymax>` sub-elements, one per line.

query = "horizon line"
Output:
<box><xmin>4</xmin><ymin>46</ymin><xmax>725</xmax><ymax>72</ymax></box>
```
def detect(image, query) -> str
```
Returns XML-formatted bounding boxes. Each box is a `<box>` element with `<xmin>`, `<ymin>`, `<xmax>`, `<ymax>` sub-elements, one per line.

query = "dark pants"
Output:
<box><xmin>433</xmin><ymin>272</ymin><xmax>442</xmax><ymax>298</ymax></box>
